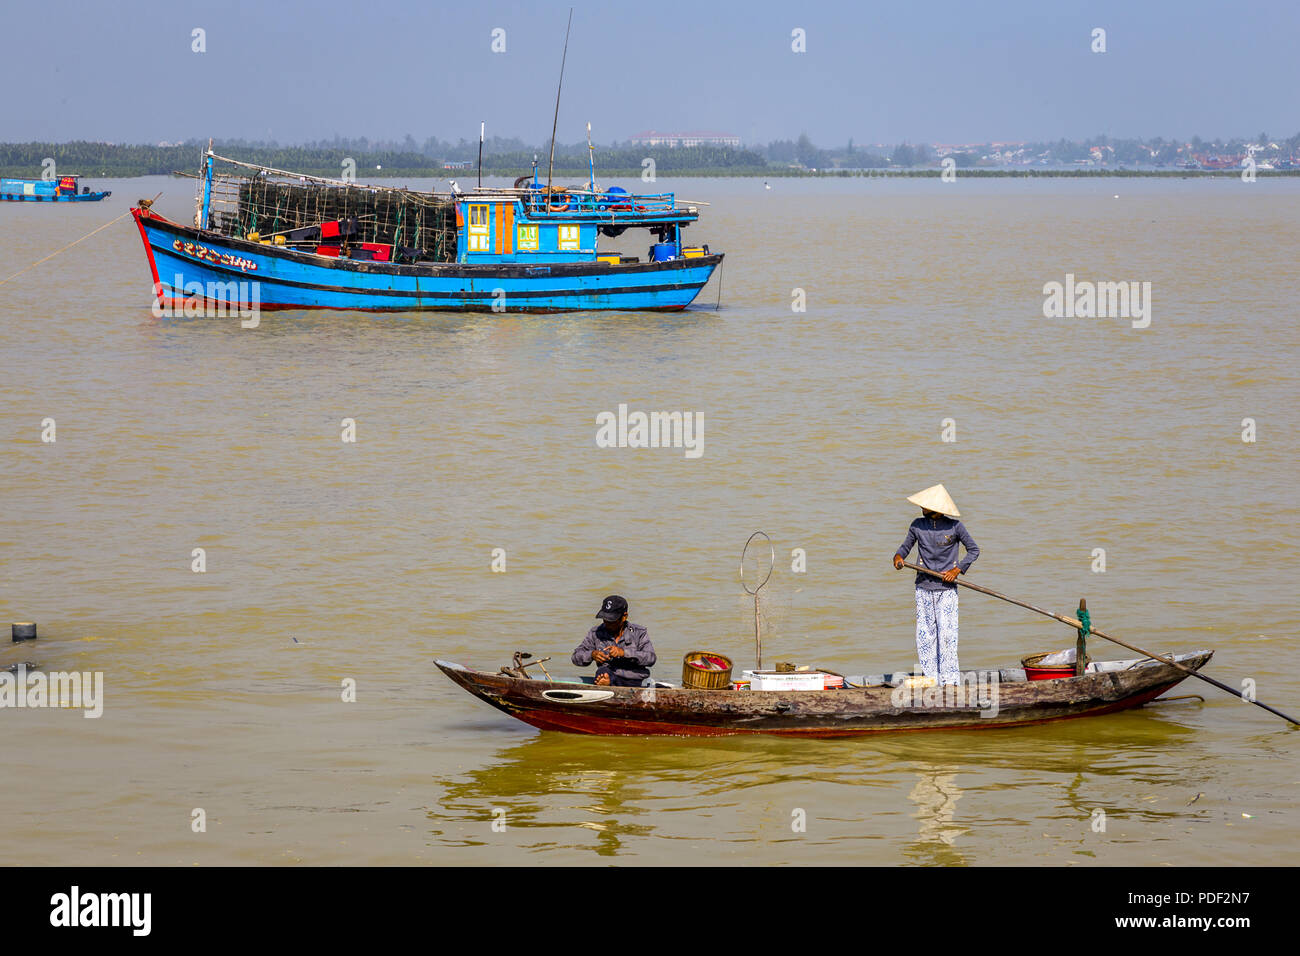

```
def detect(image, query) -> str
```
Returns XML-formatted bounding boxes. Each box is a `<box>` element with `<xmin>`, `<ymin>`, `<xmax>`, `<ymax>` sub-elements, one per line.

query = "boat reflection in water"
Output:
<box><xmin>904</xmin><ymin>763</ymin><xmax>968</xmax><ymax>866</ymax></box>
<box><xmin>431</xmin><ymin>733</ymin><xmax>658</xmax><ymax>859</ymax></box>
<box><xmin>426</xmin><ymin>703</ymin><xmax>1205</xmax><ymax>863</ymax></box>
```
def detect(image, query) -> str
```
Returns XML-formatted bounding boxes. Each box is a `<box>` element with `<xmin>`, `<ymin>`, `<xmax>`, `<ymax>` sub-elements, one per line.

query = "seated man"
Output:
<box><xmin>572</xmin><ymin>595</ymin><xmax>657</xmax><ymax>687</ymax></box>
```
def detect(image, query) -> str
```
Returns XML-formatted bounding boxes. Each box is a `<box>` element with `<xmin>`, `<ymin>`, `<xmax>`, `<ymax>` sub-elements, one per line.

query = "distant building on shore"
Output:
<box><xmin>631</xmin><ymin>130</ymin><xmax>741</xmax><ymax>148</ymax></box>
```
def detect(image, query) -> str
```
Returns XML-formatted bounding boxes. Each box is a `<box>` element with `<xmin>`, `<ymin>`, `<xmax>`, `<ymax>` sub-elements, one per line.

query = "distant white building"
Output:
<box><xmin>631</xmin><ymin>130</ymin><xmax>741</xmax><ymax>148</ymax></box>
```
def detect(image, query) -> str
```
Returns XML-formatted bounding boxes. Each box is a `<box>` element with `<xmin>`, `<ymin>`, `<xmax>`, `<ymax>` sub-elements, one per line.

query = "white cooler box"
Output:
<box><xmin>742</xmin><ymin>670</ymin><xmax>830</xmax><ymax>691</ymax></box>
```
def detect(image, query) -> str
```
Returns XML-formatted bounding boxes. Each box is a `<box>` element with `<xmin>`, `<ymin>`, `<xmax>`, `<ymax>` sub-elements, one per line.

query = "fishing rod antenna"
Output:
<box><xmin>545</xmin><ymin>8</ymin><xmax>574</xmax><ymax>211</ymax></box>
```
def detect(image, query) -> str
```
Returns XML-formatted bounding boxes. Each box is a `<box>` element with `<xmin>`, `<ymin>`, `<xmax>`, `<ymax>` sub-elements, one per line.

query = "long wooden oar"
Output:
<box><xmin>900</xmin><ymin>561</ymin><xmax>1299</xmax><ymax>726</ymax></box>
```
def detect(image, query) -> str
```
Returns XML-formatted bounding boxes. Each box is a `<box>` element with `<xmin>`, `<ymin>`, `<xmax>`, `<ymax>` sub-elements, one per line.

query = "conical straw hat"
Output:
<box><xmin>906</xmin><ymin>483</ymin><xmax>960</xmax><ymax>518</ymax></box>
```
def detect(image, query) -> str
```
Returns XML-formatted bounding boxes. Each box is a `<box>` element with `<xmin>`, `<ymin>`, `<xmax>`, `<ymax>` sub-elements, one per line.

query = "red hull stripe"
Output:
<box><xmin>133</xmin><ymin>208</ymin><xmax>162</xmax><ymax>291</ymax></box>
<box><xmin>494</xmin><ymin>682</ymin><xmax>1181</xmax><ymax>737</ymax></box>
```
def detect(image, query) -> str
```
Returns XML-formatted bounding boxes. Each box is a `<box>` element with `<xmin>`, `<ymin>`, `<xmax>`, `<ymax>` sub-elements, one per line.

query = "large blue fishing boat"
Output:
<box><xmin>1</xmin><ymin>175</ymin><xmax>111</xmax><ymax>202</ymax></box>
<box><xmin>132</xmin><ymin>150</ymin><xmax>722</xmax><ymax>313</ymax></box>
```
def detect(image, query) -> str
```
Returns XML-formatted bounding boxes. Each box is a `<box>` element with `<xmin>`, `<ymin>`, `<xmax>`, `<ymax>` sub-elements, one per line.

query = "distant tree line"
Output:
<box><xmin>0</xmin><ymin>140</ymin><xmax>767</xmax><ymax>179</ymax></box>
<box><xmin>4</xmin><ymin>131</ymin><xmax>1300</xmax><ymax>179</ymax></box>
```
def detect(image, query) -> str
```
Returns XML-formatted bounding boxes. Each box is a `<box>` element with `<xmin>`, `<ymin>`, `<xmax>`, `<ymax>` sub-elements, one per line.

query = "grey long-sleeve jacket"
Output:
<box><xmin>572</xmin><ymin>623</ymin><xmax>656</xmax><ymax>684</ymax></box>
<box><xmin>895</xmin><ymin>516</ymin><xmax>979</xmax><ymax>591</ymax></box>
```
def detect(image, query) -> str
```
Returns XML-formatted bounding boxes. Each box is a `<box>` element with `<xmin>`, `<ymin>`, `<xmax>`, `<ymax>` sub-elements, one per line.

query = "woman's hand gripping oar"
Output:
<box><xmin>897</xmin><ymin>560</ymin><xmax>1298</xmax><ymax>727</ymax></box>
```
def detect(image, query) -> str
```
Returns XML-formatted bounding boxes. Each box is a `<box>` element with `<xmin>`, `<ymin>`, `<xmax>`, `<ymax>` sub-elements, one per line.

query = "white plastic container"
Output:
<box><xmin>742</xmin><ymin>670</ymin><xmax>828</xmax><ymax>691</ymax></box>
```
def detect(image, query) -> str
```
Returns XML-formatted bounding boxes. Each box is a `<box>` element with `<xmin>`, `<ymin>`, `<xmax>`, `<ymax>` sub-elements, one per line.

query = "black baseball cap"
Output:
<box><xmin>596</xmin><ymin>595</ymin><xmax>628</xmax><ymax>621</ymax></box>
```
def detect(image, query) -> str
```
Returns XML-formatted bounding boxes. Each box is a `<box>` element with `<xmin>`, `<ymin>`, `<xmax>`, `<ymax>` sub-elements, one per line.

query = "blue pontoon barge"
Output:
<box><xmin>1</xmin><ymin>175</ymin><xmax>111</xmax><ymax>202</ymax></box>
<box><xmin>132</xmin><ymin>150</ymin><xmax>722</xmax><ymax>313</ymax></box>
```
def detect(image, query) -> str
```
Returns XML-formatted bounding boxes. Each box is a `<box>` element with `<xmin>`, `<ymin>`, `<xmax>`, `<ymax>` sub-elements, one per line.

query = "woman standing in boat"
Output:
<box><xmin>892</xmin><ymin>484</ymin><xmax>979</xmax><ymax>686</ymax></box>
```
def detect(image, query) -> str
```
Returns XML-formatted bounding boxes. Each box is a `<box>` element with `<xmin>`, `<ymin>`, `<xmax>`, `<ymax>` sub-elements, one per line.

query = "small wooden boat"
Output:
<box><xmin>436</xmin><ymin>651</ymin><xmax>1212</xmax><ymax>737</ymax></box>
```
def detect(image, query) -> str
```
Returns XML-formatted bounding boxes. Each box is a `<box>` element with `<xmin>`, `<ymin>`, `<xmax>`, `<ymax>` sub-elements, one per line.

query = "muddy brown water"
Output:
<box><xmin>1</xmin><ymin>175</ymin><xmax>1295</xmax><ymax>864</ymax></box>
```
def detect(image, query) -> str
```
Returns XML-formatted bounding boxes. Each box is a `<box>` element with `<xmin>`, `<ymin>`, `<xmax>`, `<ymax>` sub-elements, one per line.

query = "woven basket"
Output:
<box><xmin>682</xmin><ymin>651</ymin><xmax>734</xmax><ymax>690</ymax></box>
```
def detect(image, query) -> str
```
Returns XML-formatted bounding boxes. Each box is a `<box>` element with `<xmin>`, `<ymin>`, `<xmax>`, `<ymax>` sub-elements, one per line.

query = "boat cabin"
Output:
<box><xmin>454</xmin><ymin>185</ymin><xmax>707</xmax><ymax>266</ymax></box>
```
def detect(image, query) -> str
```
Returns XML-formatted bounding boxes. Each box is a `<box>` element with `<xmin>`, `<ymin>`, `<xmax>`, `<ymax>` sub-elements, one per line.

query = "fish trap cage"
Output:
<box><xmin>204</xmin><ymin>165</ymin><xmax>459</xmax><ymax>263</ymax></box>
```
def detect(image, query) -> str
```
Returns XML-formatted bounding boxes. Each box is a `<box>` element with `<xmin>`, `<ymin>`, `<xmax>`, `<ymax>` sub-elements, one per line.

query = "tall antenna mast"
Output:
<box><xmin>545</xmin><ymin>8</ymin><xmax>574</xmax><ymax>211</ymax></box>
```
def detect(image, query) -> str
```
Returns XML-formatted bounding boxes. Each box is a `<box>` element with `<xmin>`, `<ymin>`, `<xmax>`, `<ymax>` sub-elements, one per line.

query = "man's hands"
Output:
<box><xmin>592</xmin><ymin>642</ymin><xmax>623</xmax><ymax>665</ymax></box>
<box><xmin>893</xmin><ymin>555</ymin><xmax>904</xmax><ymax>570</ymax></box>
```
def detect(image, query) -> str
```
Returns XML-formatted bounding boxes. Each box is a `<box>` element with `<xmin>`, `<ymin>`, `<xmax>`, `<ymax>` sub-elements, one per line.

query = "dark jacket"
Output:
<box><xmin>895</xmin><ymin>515</ymin><xmax>979</xmax><ymax>591</ymax></box>
<box><xmin>572</xmin><ymin>622</ymin><xmax>656</xmax><ymax>684</ymax></box>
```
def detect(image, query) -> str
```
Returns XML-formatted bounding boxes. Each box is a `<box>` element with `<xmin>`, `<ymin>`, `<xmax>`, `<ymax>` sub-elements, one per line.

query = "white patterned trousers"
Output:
<box><xmin>915</xmin><ymin>587</ymin><xmax>960</xmax><ymax>685</ymax></box>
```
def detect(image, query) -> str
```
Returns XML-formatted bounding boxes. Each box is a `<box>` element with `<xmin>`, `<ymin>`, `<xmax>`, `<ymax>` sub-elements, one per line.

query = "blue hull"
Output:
<box><xmin>0</xmin><ymin>191</ymin><xmax>111</xmax><ymax>202</ymax></box>
<box><xmin>134</xmin><ymin>210</ymin><xmax>721</xmax><ymax>313</ymax></box>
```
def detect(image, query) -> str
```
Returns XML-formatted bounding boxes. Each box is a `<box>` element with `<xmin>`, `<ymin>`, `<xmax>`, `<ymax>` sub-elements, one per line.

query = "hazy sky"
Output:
<box><xmin>4</xmin><ymin>0</ymin><xmax>1296</xmax><ymax>146</ymax></box>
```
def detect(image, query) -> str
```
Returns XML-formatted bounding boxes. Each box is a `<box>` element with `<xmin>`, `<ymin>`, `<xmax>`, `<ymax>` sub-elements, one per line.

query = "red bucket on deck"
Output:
<box><xmin>1021</xmin><ymin>652</ymin><xmax>1086</xmax><ymax>681</ymax></box>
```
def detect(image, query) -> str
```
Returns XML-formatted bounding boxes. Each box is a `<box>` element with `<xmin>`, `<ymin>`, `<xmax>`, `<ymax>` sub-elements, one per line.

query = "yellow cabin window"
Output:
<box><xmin>557</xmin><ymin>224</ymin><xmax>580</xmax><ymax>251</ymax></box>
<box><xmin>467</xmin><ymin>204</ymin><xmax>490</xmax><ymax>252</ymax></box>
<box><xmin>517</xmin><ymin>224</ymin><xmax>539</xmax><ymax>251</ymax></box>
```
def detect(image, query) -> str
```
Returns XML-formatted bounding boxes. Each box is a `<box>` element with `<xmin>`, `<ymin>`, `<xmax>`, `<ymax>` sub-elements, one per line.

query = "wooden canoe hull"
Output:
<box><xmin>436</xmin><ymin>652</ymin><xmax>1213</xmax><ymax>737</ymax></box>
